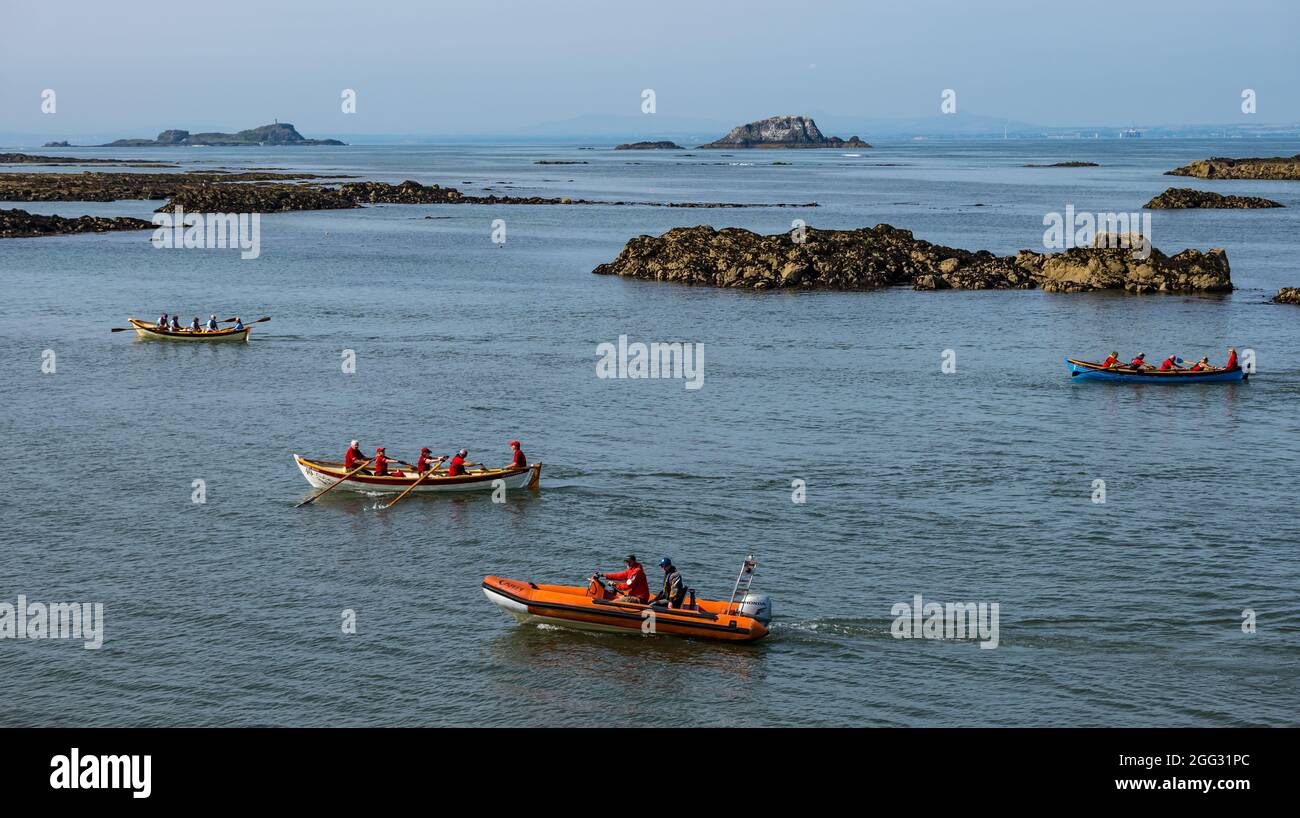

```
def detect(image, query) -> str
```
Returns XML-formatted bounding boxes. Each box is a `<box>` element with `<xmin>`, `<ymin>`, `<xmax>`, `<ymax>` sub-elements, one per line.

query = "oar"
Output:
<box><xmin>222</xmin><ymin>316</ymin><xmax>271</xmax><ymax>324</ymax></box>
<box><xmin>383</xmin><ymin>456</ymin><xmax>447</xmax><ymax>509</ymax></box>
<box><xmin>296</xmin><ymin>459</ymin><xmax>373</xmax><ymax>507</ymax></box>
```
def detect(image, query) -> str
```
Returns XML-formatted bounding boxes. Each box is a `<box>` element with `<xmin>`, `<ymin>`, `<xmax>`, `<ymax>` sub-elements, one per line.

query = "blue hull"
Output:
<box><xmin>1066</xmin><ymin>358</ymin><xmax>1247</xmax><ymax>384</ymax></box>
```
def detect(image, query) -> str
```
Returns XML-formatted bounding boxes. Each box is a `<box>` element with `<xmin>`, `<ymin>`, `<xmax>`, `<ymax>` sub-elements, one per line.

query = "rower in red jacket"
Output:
<box><xmin>1225</xmin><ymin>347</ymin><xmax>1238</xmax><ymax>370</ymax></box>
<box><xmin>344</xmin><ymin>440</ymin><xmax>371</xmax><ymax>470</ymax></box>
<box><xmin>373</xmin><ymin>447</ymin><xmax>399</xmax><ymax>476</ymax></box>
<box><xmin>416</xmin><ymin>447</ymin><xmax>441</xmax><ymax>473</ymax></box>
<box><xmin>447</xmin><ymin>449</ymin><xmax>468</xmax><ymax>476</ymax></box>
<box><xmin>509</xmin><ymin>440</ymin><xmax>527</xmax><ymax>468</ymax></box>
<box><xmin>1101</xmin><ymin>351</ymin><xmax>1121</xmax><ymax>368</ymax></box>
<box><xmin>1189</xmin><ymin>357</ymin><xmax>1210</xmax><ymax>372</ymax></box>
<box><xmin>1129</xmin><ymin>353</ymin><xmax>1151</xmax><ymax>370</ymax></box>
<box><xmin>1158</xmin><ymin>355</ymin><xmax>1181</xmax><ymax>371</ymax></box>
<box><xmin>600</xmin><ymin>554</ymin><xmax>649</xmax><ymax>603</ymax></box>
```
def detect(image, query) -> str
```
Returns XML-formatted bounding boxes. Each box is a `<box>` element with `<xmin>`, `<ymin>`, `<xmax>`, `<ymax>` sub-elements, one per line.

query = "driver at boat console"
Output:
<box><xmin>592</xmin><ymin>556</ymin><xmax>688</xmax><ymax>609</ymax></box>
<box><xmin>595</xmin><ymin>554</ymin><xmax>649</xmax><ymax>603</ymax></box>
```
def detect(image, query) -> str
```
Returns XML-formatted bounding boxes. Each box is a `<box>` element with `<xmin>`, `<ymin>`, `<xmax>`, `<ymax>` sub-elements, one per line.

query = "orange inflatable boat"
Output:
<box><xmin>482</xmin><ymin>556</ymin><xmax>771</xmax><ymax>642</ymax></box>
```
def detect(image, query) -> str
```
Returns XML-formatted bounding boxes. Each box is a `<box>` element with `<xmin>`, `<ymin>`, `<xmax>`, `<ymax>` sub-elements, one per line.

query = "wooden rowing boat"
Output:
<box><xmin>1066</xmin><ymin>357</ymin><xmax>1247</xmax><ymax>383</ymax></box>
<box><xmin>128</xmin><ymin>318</ymin><xmax>251</xmax><ymax>343</ymax></box>
<box><xmin>293</xmin><ymin>454</ymin><xmax>541</xmax><ymax>494</ymax></box>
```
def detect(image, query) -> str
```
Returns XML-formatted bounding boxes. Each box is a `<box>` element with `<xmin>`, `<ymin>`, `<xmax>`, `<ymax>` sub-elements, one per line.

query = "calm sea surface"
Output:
<box><xmin>1</xmin><ymin>139</ymin><xmax>1297</xmax><ymax>726</ymax></box>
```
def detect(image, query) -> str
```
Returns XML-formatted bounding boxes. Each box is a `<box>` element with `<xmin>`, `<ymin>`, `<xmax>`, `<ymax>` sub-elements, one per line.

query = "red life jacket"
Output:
<box><xmin>417</xmin><ymin>454</ymin><xmax>435</xmax><ymax>472</ymax></box>
<box><xmin>1129</xmin><ymin>357</ymin><xmax>1145</xmax><ymax>368</ymax></box>
<box><xmin>1102</xmin><ymin>355</ymin><xmax>1119</xmax><ymax>368</ymax></box>
<box><xmin>344</xmin><ymin>447</ymin><xmax>368</xmax><ymax>469</ymax></box>
<box><xmin>1226</xmin><ymin>351</ymin><xmax>1238</xmax><ymax>369</ymax></box>
<box><xmin>511</xmin><ymin>448</ymin><xmax>527</xmax><ymax>468</ymax></box>
<box><xmin>374</xmin><ymin>454</ymin><xmax>394</xmax><ymax>476</ymax></box>
<box><xmin>1160</xmin><ymin>357</ymin><xmax>1176</xmax><ymax>371</ymax></box>
<box><xmin>447</xmin><ymin>455</ymin><xmax>466</xmax><ymax>476</ymax></box>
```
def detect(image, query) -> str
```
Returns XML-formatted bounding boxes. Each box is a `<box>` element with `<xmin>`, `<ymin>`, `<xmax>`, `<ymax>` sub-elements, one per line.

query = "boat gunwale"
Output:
<box><xmin>1066</xmin><ymin>357</ymin><xmax>1246</xmax><ymax>380</ymax></box>
<box><xmin>128</xmin><ymin>318</ymin><xmax>251</xmax><ymax>339</ymax></box>
<box><xmin>296</xmin><ymin>454</ymin><xmax>530</xmax><ymax>486</ymax></box>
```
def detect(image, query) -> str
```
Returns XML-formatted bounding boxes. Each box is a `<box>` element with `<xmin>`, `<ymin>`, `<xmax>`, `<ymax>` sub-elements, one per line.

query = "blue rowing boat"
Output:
<box><xmin>1066</xmin><ymin>358</ymin><xmax>1247</xmax><ymax>384</ymax></box>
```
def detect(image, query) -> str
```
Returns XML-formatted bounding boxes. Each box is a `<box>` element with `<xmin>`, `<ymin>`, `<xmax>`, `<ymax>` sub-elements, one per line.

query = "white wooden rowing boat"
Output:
<box><xmin>129</xmin><ymin>318</ymin><xmax>251</xmax><ymax>343</ymax></box>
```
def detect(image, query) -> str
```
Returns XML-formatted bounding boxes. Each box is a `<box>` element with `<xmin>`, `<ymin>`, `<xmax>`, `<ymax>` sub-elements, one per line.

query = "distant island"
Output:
<box><xmin>697</xmin><ymin>116</ymin><xmax>870</xmax><ymax>149</ymax></box>
<box><xmin>615</xmin><ymin>141</ymin><xmax>683</xmax><ymax>150</ymax></box>
<box><xmin>1167</xmin><ymin>154</ymin><xmax>1300</xmax><ymax>180</ymax></box>
<box><xmin>60</xmin><ymin>122</ymin><xmax>346</xmax><ymax>147</ymax></box>
<box><xmin>1024</xmin><ymin>161</ymin><xmax>1099</xmax><ymax>168</ymax></box>
<box><xmin>1144</xmin><ymin>188</ymin><xmax>1283</xmax><ymax>209</ymax></box>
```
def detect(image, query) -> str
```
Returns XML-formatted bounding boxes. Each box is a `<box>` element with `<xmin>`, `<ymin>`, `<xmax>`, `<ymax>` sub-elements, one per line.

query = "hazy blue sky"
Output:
<box><xmin>2</xmin><ymin>0</ymin><xmax>1297</xmax><ymax>137</ymax></box>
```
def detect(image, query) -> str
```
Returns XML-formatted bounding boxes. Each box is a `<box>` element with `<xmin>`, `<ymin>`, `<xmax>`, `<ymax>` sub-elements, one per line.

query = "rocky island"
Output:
<box><xmin>592</xmin><ymin>224</ymin><xmax>1231</xmax><ymax>294</ymax></box>
<box><xmin>1166</xmin><ymin>154</ymin><xmax>1300</xmax><ymax>180</ymax></box>
<box><xmin>1</xmin><ymin>208</ymin><xmax>154</xmax><ymax>239</ymax></box>
<box><xmin>1274</xmin><ymin>288</ymin><xmax>1300</xmax><ymax>305</ymax></box>
<box><xmin>0</xmin><ymin>170</ymin><xmax>817</xmax><ymax>237</ymax></box>
<box><xmin>614</xmin><ymin>141</ymin><xmax>684</xmax><ymax>150</ymax></box>
<box><xmin>0</xmin><ymin>152</ymin><xmax>177</xmax><ymax>167</ymax></box>
<box><xmin>1024</xmin><ymin>161</ymin><xmax>1099</xmax><ymax>168</ymax></box>
<box><xmin>1144</xmin><ymin>188</ymin><xmax>1283</xmax><ymax>209</ymax></box>
<box><xmin>696</xmin><ymin>116</ymin><xmax>870</xmax><ymax>149</ymax></box>
<box><xmin>91</xmin><ymin>122</ymin><xmax>345</xmax><ymax>147</ymax></box>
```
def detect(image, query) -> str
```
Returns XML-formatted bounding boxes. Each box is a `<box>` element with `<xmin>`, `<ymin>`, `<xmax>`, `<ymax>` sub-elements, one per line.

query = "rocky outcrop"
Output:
<box><xmin>1024</xmin><ymin>161</ymin><xmax>1099</xmax><ymax>167</ymax></box>
<box><xmin>1273</xmin><ymin>288</ymin><xmax>1300</xmax><ymax>305</ymax></box>
<box><xmin>0</xmin><ymin>170</ymin><xmax>344</xmax><ymax>202</ymax></box>
<box><xmin>615</xmin><ymin>141</ymin><xmax>683</xmax><ymax>150</ymax></box>
<box><xmin>1</xmin><ymin>207</ymin><xmax>153</xmax><ymax>239</ymax></box>
<box><xmin>161</xmin><ymin>184</ymin><xmax>360</xmax><ymax>213</ymax></box>
<box><xmin>697</xmin><ymin>116</ymin><xmax>870</xmax><ymax>149</ymax></box>
<box><xmin>98</xmin><ymin>123</ymin><xmax>345</xmax><ymax>147</ymax></box>
<box><xmin>1167</xmin><ymin>154</ymin><xmax>1300</xmax><ymax>180</ymax></box>
<box><xmin>0</xmin><ymin>153</ymin><xmax>176</xmax><ymax>167</ymax></box>
<box><xmin>1144</xmin><ymin>187</ymin><xmax>1283</xmax><ymax>209</ymax></box>
<box><xmin>592</xmin><ymin>224</ymin><xmax>1232</xmax><ymax>294</ymax></box>
<box><xmin>0</xmin><ymin>171</ymin><xmax>814</xmax><ymax>216</ymax></box>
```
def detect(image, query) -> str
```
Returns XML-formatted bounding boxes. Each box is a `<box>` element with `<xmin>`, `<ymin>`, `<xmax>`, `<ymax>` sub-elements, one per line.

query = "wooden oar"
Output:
<box><xmin>222</xmin><ymin>315</ymin><xmax>271</xmax><ymax>324</ymax></box>
<box><xmin>383</xmin><ymin>457</ymin><xmax>447</xmax><ymax>509</ymax></box>
<box><xmin>296</xmin><ymin>459</ymin><xmax>373</xmax><ymax>507</ymax></box>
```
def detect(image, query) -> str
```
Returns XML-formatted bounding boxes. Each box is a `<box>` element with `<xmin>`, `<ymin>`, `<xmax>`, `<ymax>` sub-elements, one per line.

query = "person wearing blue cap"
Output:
<box><xmin>648</xmin><ymin>556</ymin><xmax>687</xmax><ymax>609</ymax></box>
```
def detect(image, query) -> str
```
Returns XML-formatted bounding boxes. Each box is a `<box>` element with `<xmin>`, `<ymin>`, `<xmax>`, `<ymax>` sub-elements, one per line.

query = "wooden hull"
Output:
<box><xmin>482</xmin><ymin>576</ymin><xmax>768</xmax><ymax>642</ymax></box>
<box><xmin>294</xmin><ymin>454</ymin><xmax>540</xmax><ymax>494</ymax></box>
<box><xmin>129</xmin><ymin>318</ymin><xmax>250</xmax><ymax>343</ymax></box>
<box><xmin>1066</xmin><ymin>357</ymin><xmax>1246</xmax><ymax>384</ymax></box>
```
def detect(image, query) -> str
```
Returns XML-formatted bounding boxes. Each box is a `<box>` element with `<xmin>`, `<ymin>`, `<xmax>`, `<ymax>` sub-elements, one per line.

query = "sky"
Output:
<box><xmin>2</xmin><ymin>0</ymin><xmax>1297</xmax><ymax>138</ymax></box>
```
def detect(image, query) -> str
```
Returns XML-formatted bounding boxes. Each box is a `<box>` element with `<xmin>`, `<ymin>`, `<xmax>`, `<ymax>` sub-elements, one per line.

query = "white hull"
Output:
<box><xmin>482</xmin><ymin>586</ymin><xmax>632</xmax><ymax>635</ymax></box>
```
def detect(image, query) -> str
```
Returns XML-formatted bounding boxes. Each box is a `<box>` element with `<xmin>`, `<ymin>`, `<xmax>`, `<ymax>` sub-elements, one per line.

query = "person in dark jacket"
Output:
<box><xmin>648</xmin><ymin>557</ymin><xmax>687</xmax><ymax>609</ymax></box>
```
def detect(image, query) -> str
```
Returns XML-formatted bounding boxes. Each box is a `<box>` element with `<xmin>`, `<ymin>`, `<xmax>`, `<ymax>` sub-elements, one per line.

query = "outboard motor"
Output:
<box><xmin>737</xmin><ymin>593</ymin><xmax>772</xmax><ymax>625</ymax></box>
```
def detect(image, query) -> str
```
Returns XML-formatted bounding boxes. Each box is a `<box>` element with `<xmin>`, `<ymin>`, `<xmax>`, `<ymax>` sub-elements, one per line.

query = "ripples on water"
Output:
<box><xmin>0</xmin><ymin>140</ymin><xmax>1297</xmax><ymax>726</ymax></box>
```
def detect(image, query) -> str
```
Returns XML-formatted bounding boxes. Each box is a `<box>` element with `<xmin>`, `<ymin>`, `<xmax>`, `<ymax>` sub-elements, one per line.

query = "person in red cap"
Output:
<box><xmin>416</xmin><ymin>448</ymin><xmax>443</xmax><ymax>474</ymax></box>
<box><xmin>344</xmin><ymin>440</ymin><xmax>371</xmax><ymax>470</ymax></box>
<box><xmin>509</xmin><ymin>440</ymin><xmax>527</xmax><ymax>469</ymax></box>
<box><xmin>373</xmin><ymin>447</ymin><xmax>398</xmax><ymax>477</ymax></box>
